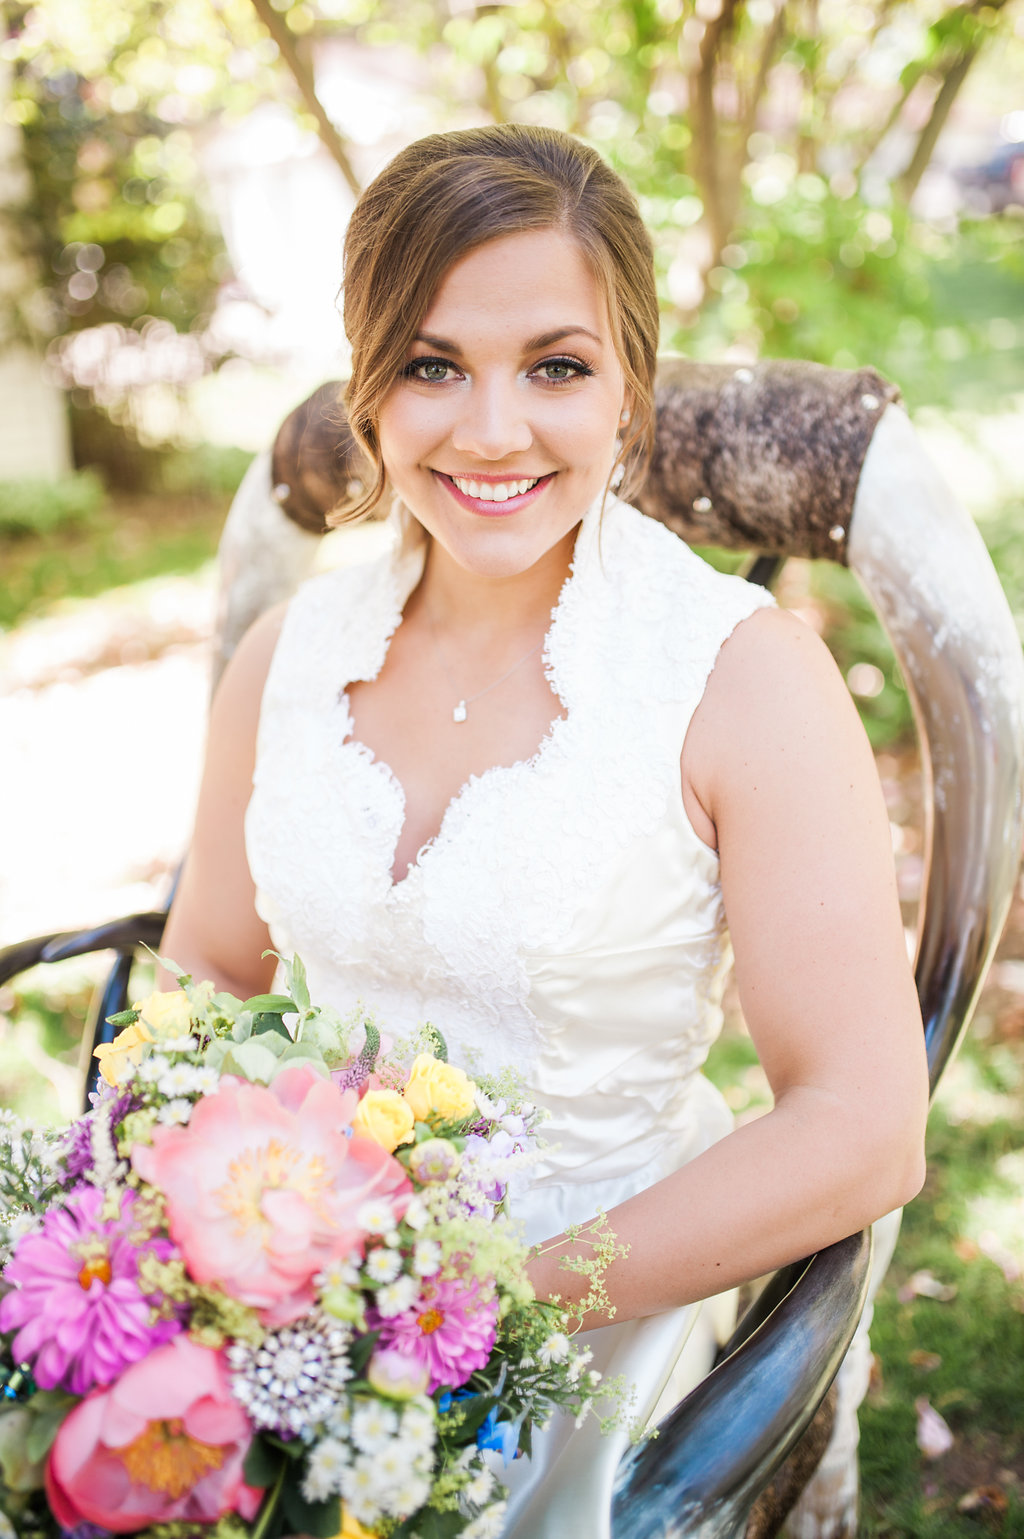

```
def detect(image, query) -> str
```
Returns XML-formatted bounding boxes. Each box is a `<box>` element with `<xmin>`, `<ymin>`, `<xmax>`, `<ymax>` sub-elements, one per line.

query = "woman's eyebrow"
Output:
<box><xmin>412</xmin><ymin>325</ymin><xmax>603</xmax><ymax>355</ymax></box>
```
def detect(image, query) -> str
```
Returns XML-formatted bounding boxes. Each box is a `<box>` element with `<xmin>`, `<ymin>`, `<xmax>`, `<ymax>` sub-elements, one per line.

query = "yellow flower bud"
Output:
<box><xmin>351</xmin><ymin>1089</ymin><xmax>416</xmax><ymax>1153</ymax></box>
<box><xmin>402</xmin><ymin>1054</ymin><xmax>476</xmax><ymax>1123</ymax></box>
<box><xmin>93</xmin><ymin>1021</ymin><xmax>153</xmax><ymax>1087</ymax></box>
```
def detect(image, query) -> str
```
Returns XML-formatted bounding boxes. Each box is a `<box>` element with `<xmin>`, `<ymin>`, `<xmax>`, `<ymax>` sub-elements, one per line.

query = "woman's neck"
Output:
<box><xmin>408</xmin><ymin>525</ymin><xmax>578</xmax><ymax>645</ymax></box>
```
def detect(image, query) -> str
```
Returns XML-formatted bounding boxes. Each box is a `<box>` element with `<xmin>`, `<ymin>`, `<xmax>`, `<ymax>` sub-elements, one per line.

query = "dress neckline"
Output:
<box><xmin>337</xmin><ymin>492</ymin><xmax>607</xmax><ymax>894</ymax></box>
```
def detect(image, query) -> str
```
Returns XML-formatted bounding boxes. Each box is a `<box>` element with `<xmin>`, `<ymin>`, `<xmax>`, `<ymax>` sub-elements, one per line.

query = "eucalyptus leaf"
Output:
<box><xmin>252</xmin><ymin>1013</ymin><xmax>293</xmax><ymax>1041</ymax></box>
<box><xmin>243</xmin><ymin>993</ymin><xmax>298</xmax><ymax>1014</ymax></box>
<box><xmin>219</xmin><ymin>1040</ymin><xmax>284</xmax><ymax>1084</ymax></box>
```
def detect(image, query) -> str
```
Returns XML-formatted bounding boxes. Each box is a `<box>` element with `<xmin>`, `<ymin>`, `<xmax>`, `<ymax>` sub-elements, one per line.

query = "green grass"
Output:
<box><xmin>0</xmin><ymin>488</ymin><xmax>225</xmax><ymax>632</ymax></box>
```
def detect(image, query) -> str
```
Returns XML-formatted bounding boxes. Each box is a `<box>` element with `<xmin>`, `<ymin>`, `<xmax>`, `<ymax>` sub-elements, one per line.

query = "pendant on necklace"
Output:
<box><xmin>452</xmin><ymin>701</ymin><xmax>468</xmax><ymax>724</ymax></box>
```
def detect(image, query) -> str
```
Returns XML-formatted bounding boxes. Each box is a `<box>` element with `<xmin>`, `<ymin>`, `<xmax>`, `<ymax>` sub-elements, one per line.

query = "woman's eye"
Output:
<box><xmin>405</xmin><ymin>357</ymin><xmax>457</xmax><ymax>383</ymax></box>
<box><xmin>534</xmin><ymin>356</ymin><xmax>592</xmax><ymax>383</ymax></box>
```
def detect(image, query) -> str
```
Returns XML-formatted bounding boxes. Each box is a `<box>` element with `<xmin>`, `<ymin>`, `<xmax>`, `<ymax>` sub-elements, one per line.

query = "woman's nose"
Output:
<box><xmin>449</xmin><ymin>376</ymin><xmax>532</xmax><ymax>459</ymax></box>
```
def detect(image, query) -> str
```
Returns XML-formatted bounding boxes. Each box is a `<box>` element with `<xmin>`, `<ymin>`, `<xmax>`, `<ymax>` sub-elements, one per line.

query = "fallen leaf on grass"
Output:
<box><xmin>915</xmin><ymin>1397</ymin><xmax>954</xmax><ymax>1459</ymax></box>
<box><xmin>899</xmin><ymin>1270</ymin><xmax>957</xmax><ymax>1303</ymax></box>
<box><xmin>958</xmin><ymin>1485</ymin><xmax>1009</xmax><ymax>1520</ymax></box>
<box><xmin>908</xmin><ymin>1349</ymin><xmax>943</xmax><ymax>1372</ymax></box>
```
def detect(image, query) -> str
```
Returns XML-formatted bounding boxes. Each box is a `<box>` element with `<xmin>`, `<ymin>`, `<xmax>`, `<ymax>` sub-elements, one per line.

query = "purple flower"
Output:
<box><xmin>0</xmin><ymin>1186</ymin><xmax>182</xmax><ymax>1395</ymax></box>
<box><xmin>60</xmin><ymin>1092</ymin><xmax>138</xmax><ymax>1186</ymax></box>
<box><xmin>372</xmin><ymin>1274</ymin><xmax>499</xmax><ymax>1394</ymax></box>
<box><xmin>461</xmin><ymin>1130</ymin><xmax>520</xmax><ymax>1208</ymax></box>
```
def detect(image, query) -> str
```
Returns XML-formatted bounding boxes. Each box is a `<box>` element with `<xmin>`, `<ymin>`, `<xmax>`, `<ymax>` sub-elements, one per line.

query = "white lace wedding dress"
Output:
<box><xmin>245</xmin><ymin>493</ymin><xmax>872</xmax><ymax>1538</ymax></box>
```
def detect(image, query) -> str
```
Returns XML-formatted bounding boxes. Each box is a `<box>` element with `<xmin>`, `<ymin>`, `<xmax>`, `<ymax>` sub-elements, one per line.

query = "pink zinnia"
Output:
<box><xmin>0</xmin><ymin>1186</ymin><xmax>181</xmax><ymax>1396</ymax></box>
<box><xmin>373</xmin><ymin>1276</ymin><xmax>499</xmax><ymax>1393</ymax></box>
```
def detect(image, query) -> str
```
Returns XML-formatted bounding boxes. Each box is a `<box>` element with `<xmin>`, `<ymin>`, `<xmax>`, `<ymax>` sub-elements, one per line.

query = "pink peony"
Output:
<box><xmin>0</xmin><ymin>1186</ymin><xmax>181</xmax><ymax>1396</ymax></box>
<box><xmin>132</xmin><ymin>1066</ymin><xmax>410</xmax><ymax>1325</ymax></box>
<box><xmin>46</xmin><ymin>1335</ymin><xmax>263</xmax><ymax>1531</ymax></box>
<box><xmin>373</xmin><ymin>1275</ymin><xmax>499</xmax><ymax>1393</ymax></box>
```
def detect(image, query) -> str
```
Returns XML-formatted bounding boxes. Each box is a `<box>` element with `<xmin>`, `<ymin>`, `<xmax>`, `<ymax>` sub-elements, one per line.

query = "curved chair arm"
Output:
<box><xmin>848</xmin><ymin>405</ymin><xmax>1024</xmax><ymax>1088</ymax></box>
<box><xmin>612</xmin><ymin>1232</ymin><xmax>873</xmax><ymax>1539</ymax></box>
<box><xmin>0</xmin><ymin>913</ymin><xmax>167</xmax><ymax>990</ymax></box>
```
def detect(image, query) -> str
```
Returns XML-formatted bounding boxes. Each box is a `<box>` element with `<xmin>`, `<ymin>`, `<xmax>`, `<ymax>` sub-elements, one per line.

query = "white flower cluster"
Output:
<box><xmin>303</xmin><ymin>1397</ymin><xmax>436</xmax><ymax>1528</ymax></box>
<box><xmin>135</xmin><ymin>1055</ymin><xmax>218</xmax><ymax>1098</ymax></box>
<box><xmin>227</xmin><ymin>1315</ymin><xmax>353</xmax><ymax>1436</ymax></box>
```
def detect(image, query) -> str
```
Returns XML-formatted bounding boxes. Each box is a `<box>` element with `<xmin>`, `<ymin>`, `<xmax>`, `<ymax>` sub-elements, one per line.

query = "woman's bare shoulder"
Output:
<box><xmin>681</xmin><ymin>604</ymin><xmax>878</xmax><ymax>846</ymax></box>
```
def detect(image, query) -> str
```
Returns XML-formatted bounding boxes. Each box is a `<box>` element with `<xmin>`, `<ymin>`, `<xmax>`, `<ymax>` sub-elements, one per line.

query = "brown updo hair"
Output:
<box><xmin>336</xmin><ymin>123</ymin><xmax>659</xmax><ymax>523</ymax></box>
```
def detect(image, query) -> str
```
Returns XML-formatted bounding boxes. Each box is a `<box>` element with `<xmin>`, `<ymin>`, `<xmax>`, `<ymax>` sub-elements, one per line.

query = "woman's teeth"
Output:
<box><xmin>449</xmin><ymin>475</ymin><xmax>541</xmax><ymax>503</ymax></box>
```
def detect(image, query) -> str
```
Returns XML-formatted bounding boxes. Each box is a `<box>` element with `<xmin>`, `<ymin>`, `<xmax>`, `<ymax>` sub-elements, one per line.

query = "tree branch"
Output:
<box><xmin>247</xmin><ymin>0</ymin><xmax>362</xmax><ymax>198</ymax></box>
<box><xmin>689</xmin><ymin>0</ymin><xmax>744</xmax><ymax>268</ymax></box>
<box><xmin>897</xmin><ymin>46</ymin><xmax>977</xmax><ymax>202</ymax></box>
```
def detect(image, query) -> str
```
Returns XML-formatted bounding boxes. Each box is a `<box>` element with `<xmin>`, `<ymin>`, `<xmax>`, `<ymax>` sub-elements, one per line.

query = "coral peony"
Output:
<box><xmin>0</xmin><ymin>1186</ymin><xmax>181</xmax><ymax>1395</ymax></box>
<box><xmin>372</xmin><ymin>1275</ymin><xmax>499</xmax><ymax>1393</ymax></box>
<box><xmin>46</xmin><ymin>1335</ymin><xmax>262</xmax><ymax>1532</ymax></box>
<box><xmin>132</xmin><ymin>1066</ymin><xmax>410</xmax><ymax>1325</ymax></box>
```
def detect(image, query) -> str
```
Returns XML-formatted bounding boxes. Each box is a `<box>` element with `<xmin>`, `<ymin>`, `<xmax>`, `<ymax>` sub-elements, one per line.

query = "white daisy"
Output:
<box><xmin>374</xmin><ymin>1275</ymin><xmax>419</xmax><ymax>1318</ymax></box>
<box><xmin>402</xmin><ymin>1194</ymin><xmax>429</xmax><ymax>1231</ymax></box>
<box><xmin>364</xmin><ymin>1248</ymin><xmax>403</xmax><ymax>1284</ymax></box>
<box><xmin>156</xmin><ymin>1061</ymin><xmax>204</xmax><ymax>1097</ymax></box>
<box><xmin>465</xmin><ymin>1465</ymin><xmax>495</xmax><ymax>1504</ymax></box>
<box><xmin>301</xmin><ymin>1436</ymin><xmax>350</xmax><ymax>1501</ymax></box>
<box><xmin>357</xmin><ymin>1198</ymin><xmax>395</xmax><ymax>1235</ymax></box>
<box><xmin>464</xmin><ymin>1501</ymin><xmax>508</xmax><ymax>1538</ymax></box>
<box><xmin>157</xmin><ymin>1098</ymin><xmax>193</xmax><ymax>1126</ymax></box>
<box><xmin>351</xmin><ymin>1399</ymin><xmax>398</xmax><ymax>1453</ymax></box>
<box><xmin>412</xmin><ymin>1239</ymin><xmax>442</xmax><ymax>1277</ymax></box>
<box><xmin>538</xmin><ymin>1331</ymin><xmax>570</xmax><ymax>1367</ymax></box>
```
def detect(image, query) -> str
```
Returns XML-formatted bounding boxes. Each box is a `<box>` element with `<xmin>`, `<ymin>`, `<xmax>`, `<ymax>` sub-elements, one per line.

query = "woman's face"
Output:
<box><xmin>377</xmin><ymin>227</ymin><xmax>629</xmax><ymax>582</ymax></box>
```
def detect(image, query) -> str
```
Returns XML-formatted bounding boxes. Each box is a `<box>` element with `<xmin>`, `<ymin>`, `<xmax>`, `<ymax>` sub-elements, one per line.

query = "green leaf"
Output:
<box><xmin>243</xmin><ymin>994</ymin><xmax>298</xmax><ymax>1014</ymax></box>
<box><xmin>104</xmin><ymin>1007</ymin><xmax>139</xmax><ymax>1029</ymax></box>
<box><xmin>348</xmin><ymin>1328</ymin><xmax>381</xmax><ymax>1376</ymax></box>
<box><xmin>243</xmin><ymin>1436</ymin><xmax>285</xmax><ymax>1488</ymax></box>
<box><xmin>251</xmin><ymin>1012</ymin><xmax>293</xmax><ymax>1040</ymax></box>
<box><xmin>283</xmin><ymin>954</ymin><xmax>311</xmax><ymax>1013</ymax></box>
<box><xmin>281</xmin><ymin>1482</ymin><xmax>340</xmax><ymax>1537</ymax></box>
<box><xmin>219</xmin><ymin>1040</ymin><xmax>285</xmax><ymax>1083</ymax></box>
<box><xmin>409</xmin><ymin>1507</ymin><xmax>465</xmax><ymax>1539</ymax></box>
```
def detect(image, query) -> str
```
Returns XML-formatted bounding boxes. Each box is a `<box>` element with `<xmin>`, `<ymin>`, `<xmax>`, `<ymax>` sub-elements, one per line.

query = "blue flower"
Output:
<box><xmin>477</xmin><ymin>1405</ymin><xmax>520</xmax><ymax>1464</ymax></box>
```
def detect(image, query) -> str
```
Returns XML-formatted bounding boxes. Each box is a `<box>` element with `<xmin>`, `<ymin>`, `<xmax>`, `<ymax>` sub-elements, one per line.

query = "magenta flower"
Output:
<box><xmin>373</xmin><ymin>1276</ymin><xmax>499</xmax><ymax>1393</ymax></box>
<box><xmin>0</xmin><ymin>1186</ymin><xmax>181</xmax><ymax>1396</ymax></box>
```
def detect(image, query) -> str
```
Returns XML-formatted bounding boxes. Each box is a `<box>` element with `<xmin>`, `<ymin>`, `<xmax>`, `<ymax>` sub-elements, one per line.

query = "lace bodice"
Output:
<box><xmin>246</xmin><ymin>493</ymin><xmax>773</xmax><ymax>1237</ymax></box>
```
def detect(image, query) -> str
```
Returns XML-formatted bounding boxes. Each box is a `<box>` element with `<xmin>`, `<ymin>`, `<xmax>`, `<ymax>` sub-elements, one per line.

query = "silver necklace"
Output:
<box><xmin>427</xmin><ymin>615</ymin><xmax>544</xmax><ymax>724</ymax></box>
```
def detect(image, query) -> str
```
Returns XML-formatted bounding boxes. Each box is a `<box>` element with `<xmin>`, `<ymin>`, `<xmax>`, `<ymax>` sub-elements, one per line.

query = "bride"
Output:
<box><xmin>160</xmin><ymin>123</ymin><xmax>928</xmax><ymax>1536</ymax></box>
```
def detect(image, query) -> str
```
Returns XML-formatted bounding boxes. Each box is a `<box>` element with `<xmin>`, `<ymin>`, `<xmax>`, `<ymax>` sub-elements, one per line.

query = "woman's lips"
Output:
<box><xmin>436</xmin><ymin>470</ymin><xmax>555</xmax><ymax>517</ymax></box>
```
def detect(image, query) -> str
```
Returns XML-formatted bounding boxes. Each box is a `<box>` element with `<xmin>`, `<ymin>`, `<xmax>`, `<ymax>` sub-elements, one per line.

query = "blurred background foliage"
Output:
<box><xmin>1</xmin><ymin>0</ymin><xmax>1023</xmax><ymax>731</ymax></box>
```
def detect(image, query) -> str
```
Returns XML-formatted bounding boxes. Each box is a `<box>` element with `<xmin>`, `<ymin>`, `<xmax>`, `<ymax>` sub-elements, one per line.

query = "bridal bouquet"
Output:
<box><xmin>0</xmin><ymin>957</ymin><xmax>623</xmax><ymax>1539</ymax></box>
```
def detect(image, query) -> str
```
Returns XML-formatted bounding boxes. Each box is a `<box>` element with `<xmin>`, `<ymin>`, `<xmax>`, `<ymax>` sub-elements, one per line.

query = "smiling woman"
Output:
<box><xmin>158</xmin><ymin>124</ymin><xmax>928</xmax><ymax>1539</ymax></box>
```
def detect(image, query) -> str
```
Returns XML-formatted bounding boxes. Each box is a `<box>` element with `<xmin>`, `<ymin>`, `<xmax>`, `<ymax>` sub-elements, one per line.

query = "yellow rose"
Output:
<box><xmin>134</xmin><ymin>989</ymin><xmax>194</xmax><ymax>1040</ymax></box>
<box><xmin>337</xmin><ymin>1509</ymin><xmax>378</xmax><ymax>1539</ymax></box>
<box><xmin>93</xmin><ymin>1021</ymin><xmax>153</xmax><ymax>1087</ymax></box>
<box><xmin>402</xmin><ymin>1054</ymin><xmax>476</xmax><ymax>1123</ymax></box>
<box><xmin>351</xmin><ymin>1089</ymin><xmax>416</xmax><ymax>1152</ymax></box>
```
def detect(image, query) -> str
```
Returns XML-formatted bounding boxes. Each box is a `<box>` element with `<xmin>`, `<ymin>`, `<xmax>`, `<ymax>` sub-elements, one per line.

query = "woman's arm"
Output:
<box><xmin>157</xmin><ymin>605</ymin><xmax>287</xmax><ymax>996</ymax></box>
<box><xmin>528</xmin><ymin>606</ymin><xmax>929</xmax><ymax>1325</ymax></box>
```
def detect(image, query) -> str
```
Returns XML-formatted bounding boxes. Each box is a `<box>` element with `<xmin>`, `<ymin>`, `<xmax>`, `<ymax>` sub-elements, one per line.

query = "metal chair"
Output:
<box><xmin>3</xmin><ymin>360</ymin><xmax>1021</xmax><ymax>1538</ymax></box>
